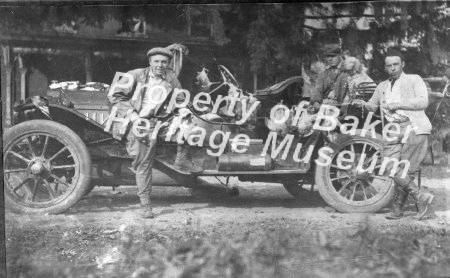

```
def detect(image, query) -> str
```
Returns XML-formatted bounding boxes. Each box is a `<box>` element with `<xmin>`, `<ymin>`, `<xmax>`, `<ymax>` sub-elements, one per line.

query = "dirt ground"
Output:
<box><xmin>4</xmin><ymin>167</ymin><xmax>450</xmax><ymax>278</ymax></box>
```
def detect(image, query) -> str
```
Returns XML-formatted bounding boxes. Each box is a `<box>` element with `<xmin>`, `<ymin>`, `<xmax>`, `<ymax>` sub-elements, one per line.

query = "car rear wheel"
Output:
<box><xmin>3</xmin><ymin>120</ymin><xmax>92</xmax><ymax>214</ymax></box>
<box><xmin>315</xmin><ymin>134</ymin><xmax>394</xmax><ymax>213</ymax></box>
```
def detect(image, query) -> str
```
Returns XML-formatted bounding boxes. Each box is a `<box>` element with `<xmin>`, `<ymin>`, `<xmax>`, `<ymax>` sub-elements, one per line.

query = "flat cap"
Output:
<box><xmin>321</xmin><ymin>43</ymin><xmax>341</xmax><ymax>56</ymax></box>
<box><xmin>146</xmin><ymin>47</ymin><xmax>173</xmax><ymax>59</ymax></box>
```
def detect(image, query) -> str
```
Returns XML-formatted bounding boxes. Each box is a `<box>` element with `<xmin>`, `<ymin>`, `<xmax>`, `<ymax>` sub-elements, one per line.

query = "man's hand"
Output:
<box><xmin>131</xmin><ymin>116</ymin><xmax>151</xmax><ymax>145</ymax></box>
<box><xmin>130</xmin><ymin>111</ymin><xmax>140</xmax><ymax>123</ymax></box>
<box><xmin>313</xmin><ymin>101</ymin><xmax>321</xmax><ymax>111</ymax></box>
<box><xmin>385</xmin><ymin>102</ymin><xmax>401</xmax><ymax>111</ymax></box>
<box><xmin>351</xmin><ymin>99</ymin><xmax>367</xmax><ymax>107</ymax></box>
<box><xmin>307</xmin><ymin>102</ymin><xmax>321</xmax><ymax>114</ymax></box>
<box><xmin>351</xmin><ymin>99</ymin><xmax>377</xmax><ymax>114</ymax></box>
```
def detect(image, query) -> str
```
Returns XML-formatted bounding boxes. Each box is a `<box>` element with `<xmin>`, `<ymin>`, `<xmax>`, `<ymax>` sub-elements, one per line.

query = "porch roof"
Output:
<box><xmin>0</xmin><ymin>33</ymin><xmax>220</xmax><ymax>58</ymax></box>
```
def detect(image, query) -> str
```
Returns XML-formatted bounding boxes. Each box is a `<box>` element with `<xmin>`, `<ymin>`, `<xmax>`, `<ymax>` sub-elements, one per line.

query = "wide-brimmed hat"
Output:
<box><xmin>146</xmin><ymin>47</ymin><xmax>173</xmax><ymax>59</ymax></box>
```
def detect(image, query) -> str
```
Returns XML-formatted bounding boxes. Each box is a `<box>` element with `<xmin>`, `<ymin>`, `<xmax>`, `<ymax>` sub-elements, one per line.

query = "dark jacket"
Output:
<box><xmin>310</xmin><ymin>67</ymin><xmax>341</xmax><ymax>103</ymax></box>
<box><xmin>334</xmin><ymin>72</ymin><xmax>351</xmax><ymax>104</ymax></box>
<box><xmin>107</xmin><ymin>67</ymin><xmax>182</xmax><ymax>139</ymax></box>
<box><xmin>109</xmin><ymin>67</ymin><xmax>181</xmax><ymax>118</ymax></box>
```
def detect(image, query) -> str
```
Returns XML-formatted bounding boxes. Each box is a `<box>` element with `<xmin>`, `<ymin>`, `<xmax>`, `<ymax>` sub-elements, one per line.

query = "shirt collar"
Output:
<box><xmin>390</xmin><ymin>71</ymin><xmax>405</xmax><ymax>82</ymax></box>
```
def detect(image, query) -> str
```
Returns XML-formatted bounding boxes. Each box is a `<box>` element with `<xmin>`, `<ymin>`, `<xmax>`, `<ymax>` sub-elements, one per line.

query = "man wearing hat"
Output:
<box><xmin>359</xmin><ymin>48</ymin><xmax>434</xmax><ymax>220</ymax></box>
<box><xmin>310</xmin><ymin>43</ymin><xmax>347</xmax><ymax>109</ymax></box>
<box><xmin>109</xmin><ymin>46</ymin><xmax>203</xmax><ymax>218</ymax></box>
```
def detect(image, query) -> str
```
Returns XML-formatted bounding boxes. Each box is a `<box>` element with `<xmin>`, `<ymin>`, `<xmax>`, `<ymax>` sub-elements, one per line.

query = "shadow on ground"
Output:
<box><xmin>67</xmin><ymin>183</ymin><xmax>327</xmax><ymax>215</ymax></box>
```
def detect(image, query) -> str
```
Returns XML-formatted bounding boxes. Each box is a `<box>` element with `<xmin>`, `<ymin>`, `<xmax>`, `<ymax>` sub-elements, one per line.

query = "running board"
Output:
<box><xmin>193</xmin><ymin>169</ymin><xmax>309</xmax><ymax>176</ymax></box>
<box><xmin>153</xmin><ymin>158</ymin><xmax>224</xmax><ymax>190</ymax></box>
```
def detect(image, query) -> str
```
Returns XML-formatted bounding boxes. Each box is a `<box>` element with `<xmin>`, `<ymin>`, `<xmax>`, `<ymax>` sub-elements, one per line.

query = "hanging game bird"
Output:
<box><xmin>296</xmin><ymin>111</ymin><xmax>317</xmax><ymax>137</ymax></box>
<box><xmin>265</xmin><ymin>101</ymin><xmax>296</xmax><ymax>138</ymax></box>
<box><xmin>195</xmin><ymin>68</ymin><xmax>214</xmax><ymax>92</ymax></box>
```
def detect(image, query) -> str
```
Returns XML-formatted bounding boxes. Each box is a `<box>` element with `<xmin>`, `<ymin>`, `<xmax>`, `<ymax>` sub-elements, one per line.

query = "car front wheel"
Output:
<box><xmin>3</xmin><ymin>120</ymin><xmax>92</xmax><ymax>214</ymax></box>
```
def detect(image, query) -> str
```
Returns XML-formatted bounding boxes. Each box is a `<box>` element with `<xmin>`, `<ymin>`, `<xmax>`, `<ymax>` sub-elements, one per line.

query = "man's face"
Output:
<box><xmin>149</xmin><ymin>54</ymin><xmax>170</xmax><ymax>76</ymax></box>
<box><xmin>384</xmin><ymin>56</ymin><xmax>404</xmax><ymax>79</ymax></box>
<box><xmin>326</xmin><ymin>55</ymin><xmax>341</xmax><ymax>67</ymax></box>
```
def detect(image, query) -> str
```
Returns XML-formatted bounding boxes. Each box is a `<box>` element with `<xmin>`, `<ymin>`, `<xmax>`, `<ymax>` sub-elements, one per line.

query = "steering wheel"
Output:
<box><xmin>218</xmin><ymin>65</ymin><xmax>239</xmax><ymax>87</ymax></box>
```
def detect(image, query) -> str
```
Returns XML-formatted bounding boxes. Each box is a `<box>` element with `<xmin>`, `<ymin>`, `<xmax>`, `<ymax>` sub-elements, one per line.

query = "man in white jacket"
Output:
<box><xmin>363</xmin><ymin>48</ymin><xmax>434</xmax><ymax>220</ymax></box>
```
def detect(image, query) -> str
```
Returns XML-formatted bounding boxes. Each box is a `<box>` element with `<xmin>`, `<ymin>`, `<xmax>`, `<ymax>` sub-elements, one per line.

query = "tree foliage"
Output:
<box><xmin>1</xmin><ymin>2</ymin><xmax>449</xmax><ymax>80</ymax></box>
<box><xmin>245</xmin><ymin>4</ymin><xmax>310</xmax><ymax>81</ymax></box>
<box><xmin>0</xmin><ymin>5</ymin><xmax>187</xmax><ymax>33</ymax></box>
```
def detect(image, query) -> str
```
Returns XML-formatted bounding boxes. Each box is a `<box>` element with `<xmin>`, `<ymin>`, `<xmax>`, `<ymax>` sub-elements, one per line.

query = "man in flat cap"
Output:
<box><xmin>109</xmin><ymin>45</ymin><xmax>202</xmax><ymax>218</ymax></box>
<box><xmin>310</xmin><ymin>43</ymin><xmax>348</xmax><ymax>110</ymax></box>
<box><xmin>359</xmin><ymin>47</ymin><xmax>434</xmax><ymax>220</ymax></box>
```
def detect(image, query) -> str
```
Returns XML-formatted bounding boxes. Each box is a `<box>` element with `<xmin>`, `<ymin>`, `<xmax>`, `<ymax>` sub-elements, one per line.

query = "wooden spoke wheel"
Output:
<box><xmin>315</xmin><ymin>134</ymin><xmax>394</xmax><ymax>213</ymax></box>
<box><xmin>3</xmin><ymin>120</ymin><xmax>91</xmax><ymax>214</ymax></box>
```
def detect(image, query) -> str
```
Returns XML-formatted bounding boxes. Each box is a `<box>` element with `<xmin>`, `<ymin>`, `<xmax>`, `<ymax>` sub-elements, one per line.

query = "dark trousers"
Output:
<box><xmin>381</xmin><ymin>121</ymin><xmax>429</xmax><ymax>193</ymax></box>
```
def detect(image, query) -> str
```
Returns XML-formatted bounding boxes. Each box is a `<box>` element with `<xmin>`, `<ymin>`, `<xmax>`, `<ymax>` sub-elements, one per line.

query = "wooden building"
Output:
<box><xmin>0</xmin><ymin>6</ymin><xmax>241</xmax><ymax>128</ymax></box>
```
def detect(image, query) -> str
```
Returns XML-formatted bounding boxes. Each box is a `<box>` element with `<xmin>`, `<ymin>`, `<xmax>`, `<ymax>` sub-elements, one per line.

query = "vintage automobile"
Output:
<box><xmin>3</xmin><ymin>46</ymin><xmax>397</xmax><ymax>215</ymax></box>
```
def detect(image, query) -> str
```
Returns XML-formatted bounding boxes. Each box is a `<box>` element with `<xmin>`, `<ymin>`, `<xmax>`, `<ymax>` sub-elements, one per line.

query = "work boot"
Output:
<box><xmin>408</xmin><ymin>189</ymin><xmax>435</xmax><ymax>220</ymax></box>
<box><xmin>385</xmin><ymin>188</ymin><xmax>408</xmax><ymax>220</ymax></box>
<box><xmin>174</xmin><ymin>145</ymin><xmax>203</xmax><ymax>173</ymax></box>
<box><xmin>142</xmin><ymin>204</ymin><xmax>155</xmax><ymax>219</ymax></box>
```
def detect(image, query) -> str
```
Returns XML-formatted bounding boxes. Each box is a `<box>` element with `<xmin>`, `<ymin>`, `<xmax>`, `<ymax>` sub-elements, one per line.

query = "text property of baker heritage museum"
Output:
<box><xmin>105</xmin><ymin>71</ymin><xmax>414</xmax><ymax>178</ymax></box>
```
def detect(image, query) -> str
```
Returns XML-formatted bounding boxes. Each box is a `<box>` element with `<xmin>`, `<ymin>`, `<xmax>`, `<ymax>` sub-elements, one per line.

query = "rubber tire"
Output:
<box><xmin>315</xmin><ymin>133</ymin><xmax>394</xmax><ymax>213</ymax></box>
<box><xmin>3</xmin><ymin>120</ymin><xmax>92</xmax><ymax>214</ymax></box>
